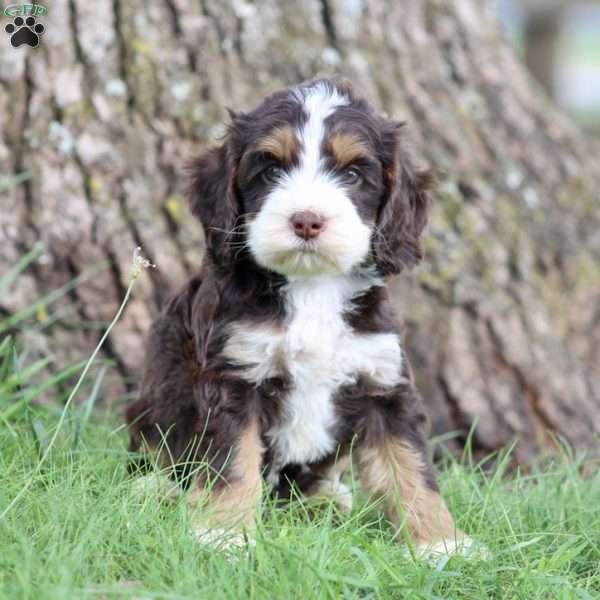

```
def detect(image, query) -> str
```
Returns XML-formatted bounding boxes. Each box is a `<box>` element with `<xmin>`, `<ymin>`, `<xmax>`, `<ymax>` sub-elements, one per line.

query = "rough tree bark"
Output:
<box><xmin>1</xmin><ymin>0</ymin><xmax>599</xmax><ymax>463</ymax></box>
<box><xmin>523</xmin><ymin>5</ymin><xmax>562</xmax><ymax>95</ymax></box>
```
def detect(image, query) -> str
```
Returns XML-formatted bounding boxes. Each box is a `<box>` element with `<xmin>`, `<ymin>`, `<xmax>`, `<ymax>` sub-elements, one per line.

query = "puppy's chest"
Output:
<box><xmin>223</xmin><ymin>280</ymin><xmax>403</xmax><ymax>465</ymax></box>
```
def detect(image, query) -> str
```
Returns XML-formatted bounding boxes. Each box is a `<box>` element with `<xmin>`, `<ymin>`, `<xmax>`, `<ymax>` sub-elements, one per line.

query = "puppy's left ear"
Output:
<box><xmin>373</xmin><ymin>121</ymin><xmax>433</xmax><ymax>276</ymax></box>
<box><xmin>186</xmin><ymin>127</ymin><xmax>241</xmax><ymax>268</ymax></box>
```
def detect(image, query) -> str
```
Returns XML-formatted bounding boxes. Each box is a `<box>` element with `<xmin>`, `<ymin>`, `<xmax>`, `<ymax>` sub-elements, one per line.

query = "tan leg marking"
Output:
<box><xmin>188</xmin><ymin>417</ymin><xmax>264</xmax><ymax>547</ymax></box>
<box><xmin>357</xmin><ymin>438</ymin><xmax>462</xmax><ymax>548</ymax></box>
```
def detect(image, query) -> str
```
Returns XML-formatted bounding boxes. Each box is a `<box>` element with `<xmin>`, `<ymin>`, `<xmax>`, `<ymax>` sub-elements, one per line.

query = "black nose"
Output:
<box><xmin>290</xmin><ymin>211</ymin><xmax>326</xmax><ymax>241</ymax></box>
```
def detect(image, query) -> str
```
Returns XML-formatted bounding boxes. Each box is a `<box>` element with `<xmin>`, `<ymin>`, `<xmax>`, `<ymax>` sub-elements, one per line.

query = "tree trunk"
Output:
<box><xmin>1</xmin><ymin>0</ymin><xmax>599</xmax><ymax>463</ymax></box>
<box><xmin>523</xmin><ymin>5</ymin><xmax>562</xmax><ymax>96</ymax></box>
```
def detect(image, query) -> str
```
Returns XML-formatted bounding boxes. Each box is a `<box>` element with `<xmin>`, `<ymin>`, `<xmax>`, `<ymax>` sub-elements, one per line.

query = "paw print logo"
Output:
<box><xmin>5</xmin><ymin>16</ymin><xmax>45</xmax><ymax>48</ymax></box>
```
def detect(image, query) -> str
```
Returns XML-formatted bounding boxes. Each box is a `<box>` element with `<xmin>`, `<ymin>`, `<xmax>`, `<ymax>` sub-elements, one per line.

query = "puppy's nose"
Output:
<box><xmin>290</xmin><ymin>211</ymin><xmax>325</xmax><ymax>241</ymax></box>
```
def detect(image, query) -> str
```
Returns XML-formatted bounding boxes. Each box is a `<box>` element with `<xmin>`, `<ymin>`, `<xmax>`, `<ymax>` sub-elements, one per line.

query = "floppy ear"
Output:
<box><xmin>373</xmin><ymin>122</ymin><xmax>433</xmax><ymax>276</ymax></box>
<box><xmin>187</xmin><ymin>137</ymin><xmax>241</xmax><ymax>268</ymax></box>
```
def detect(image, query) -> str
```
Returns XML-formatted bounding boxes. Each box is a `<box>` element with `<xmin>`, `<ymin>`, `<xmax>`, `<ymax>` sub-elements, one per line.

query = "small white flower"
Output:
<box><xmin>132</xmin><ymin>246</ymin><xmax>156</xmax><ymax>279</ymax></box>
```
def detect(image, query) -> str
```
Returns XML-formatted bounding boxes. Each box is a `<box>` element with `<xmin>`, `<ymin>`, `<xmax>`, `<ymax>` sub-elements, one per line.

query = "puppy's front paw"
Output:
<box><xmin>129</xmin><ymin>473</ymin><xmax>181</xmax><ymax>503</ymax></box>
<box><xmin>415</xmin><ymin>535</ymin><xmax>490</xmax><ymax>563</ymax></box>
<box><xmin>193</xmin><ymin>526</ymin><xmax>254</xmax><ymax>553</ymax></box>
<box><xmin>313</xmin><ymin>478</ymin><xmax>353</xmax><ymax>513</ymax></box>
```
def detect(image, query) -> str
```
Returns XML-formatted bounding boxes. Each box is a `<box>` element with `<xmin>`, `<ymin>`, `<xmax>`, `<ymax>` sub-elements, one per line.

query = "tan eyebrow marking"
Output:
<box><xmin>255</xmin><ymin>126</ymin><xmax>299</xmax><ymax>165</ymax></box>
<box><xmin>328</xmin><ymin>132</ymin><xmax>369</xmax><ymax>167</ymax></box>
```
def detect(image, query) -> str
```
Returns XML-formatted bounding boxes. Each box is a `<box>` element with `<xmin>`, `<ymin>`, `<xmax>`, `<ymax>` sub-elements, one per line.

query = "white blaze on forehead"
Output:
<box><xmin>293</xmin><ymin>84</ymin><xmax>349</xmax><ymax>177</ymax></box>
<box><xmin>247</xmin><ymin>84</ymin><xmax>370</xmax><ymax>277</ymax></box>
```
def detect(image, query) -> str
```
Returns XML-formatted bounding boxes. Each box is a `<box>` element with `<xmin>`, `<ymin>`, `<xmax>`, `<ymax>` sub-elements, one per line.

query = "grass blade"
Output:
<box><xmin>0</xmin><ymin>262</ymin><xmax>108</xmax><ymax>335</ymax></box>
<box><xmin>0</xmin><ymin>242</ymin><xmax>44</xmax><ymax>293</ymax></box>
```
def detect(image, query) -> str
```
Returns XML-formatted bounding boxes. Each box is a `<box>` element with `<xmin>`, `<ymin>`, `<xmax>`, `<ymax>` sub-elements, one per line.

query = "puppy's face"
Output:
<box><xmin>189</xmin><ymin>80</ymin><xmax>432</xmax><ymax>277</ymax></box>
<box><xmin>239</xmin><ymin>85</ymin><xmax>382</xmax><ymax>277</ymax></box>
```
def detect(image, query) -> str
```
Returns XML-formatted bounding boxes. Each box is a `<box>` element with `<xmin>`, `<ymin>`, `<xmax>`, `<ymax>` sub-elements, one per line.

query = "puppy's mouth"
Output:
<box><xmin>248</xmin><ymin>209</ymin><xmax>370</xmax><ymax>277</ymax></box>
<box><xmin>270</xmin><ymin>243</ymin><xmax>339</xmax><ymax>275</ymax></box>
<box><xmin>295</xmin><ymin>240</ymin><xmax>320</xmax><ymax>253</ymax></box>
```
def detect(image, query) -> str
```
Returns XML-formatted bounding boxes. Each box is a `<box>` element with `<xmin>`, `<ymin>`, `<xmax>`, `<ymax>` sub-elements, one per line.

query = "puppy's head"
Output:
<box><xmin>188</xmin><ymin>79</ymin><xmax>432</xmax><ymax>277</ymax></box>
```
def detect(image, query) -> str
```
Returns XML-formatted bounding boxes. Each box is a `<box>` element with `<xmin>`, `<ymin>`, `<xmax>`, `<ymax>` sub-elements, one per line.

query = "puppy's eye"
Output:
<box><xmin>342</xmin><ymin>167</ymin><xmax>363</xmax><ymax>186</ymax></box>
<box><xmin>262</xmin><ymin>165</ymin><xmax>284</xmax><ymax>184</ymax></box>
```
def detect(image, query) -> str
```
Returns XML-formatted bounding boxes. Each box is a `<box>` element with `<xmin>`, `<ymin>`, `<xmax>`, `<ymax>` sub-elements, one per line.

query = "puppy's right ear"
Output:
<box><xmin>187</xmin><ymin>138</ymin><xmax>240</xmax><ymax>268</ymax></box>
<box><xmin>373</xmin><ymin>121</ymin><xmax>433</xmax><ymax>275</ymax></box>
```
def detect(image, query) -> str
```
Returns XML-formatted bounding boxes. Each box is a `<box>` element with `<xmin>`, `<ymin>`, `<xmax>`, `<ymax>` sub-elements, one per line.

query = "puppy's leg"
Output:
<box><xmin>357</xmin><ymin>436</ymin><xmax>471</xmax><ymax>555</ymax></box>
<box><xmin>355</xmin><ymin>386</ymin><xmax>471</xmax><ymax>557</ymax></box>
<box><xmin>187</xmin><ymin>415</ymin><xmax>264</xmax><ymax>550</ymax></box>
<box><xmin>126</xmin><ymin>278</ymin><xmax>204</xmax><ymax>474</ymax></box>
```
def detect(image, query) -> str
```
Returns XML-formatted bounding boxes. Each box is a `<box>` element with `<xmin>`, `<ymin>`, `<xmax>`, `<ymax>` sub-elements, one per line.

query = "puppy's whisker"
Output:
<box><xmin>233</xmin><ymin>242</ymin><xmax>252</xmax><ymax>260</ymax></box>
<box><xmin>237</xmin><ymin>211</ymin><xmax>259</xmax><ymax>221</ymax></box>
<box><xmin>209</xmin><ymin>227</ymin><xmax>246</xmax><ymax>235</ymax></box>
<box><xmin>210</xmin><ymin>220</ymin><xmax>252</xmax><ymax>246</ymax></box>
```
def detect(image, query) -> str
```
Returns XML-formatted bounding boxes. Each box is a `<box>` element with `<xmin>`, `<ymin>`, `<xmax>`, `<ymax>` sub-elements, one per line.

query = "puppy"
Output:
<box><xmin>126</xmin><ymin>78</ymin><xmax>471</xmax><ymax>556</ymax></box>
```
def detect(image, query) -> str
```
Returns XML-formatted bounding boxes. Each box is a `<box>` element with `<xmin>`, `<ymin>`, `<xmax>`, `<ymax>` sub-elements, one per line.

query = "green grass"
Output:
<box><xmin>1</xmin><ymin>236</ymin><xmax>600</xmax><ymax>598</ymax></box>
<box><xmin>1</xmin><ymin>404</ymin><xmax>600</xmax><ymax>600</ymax></box>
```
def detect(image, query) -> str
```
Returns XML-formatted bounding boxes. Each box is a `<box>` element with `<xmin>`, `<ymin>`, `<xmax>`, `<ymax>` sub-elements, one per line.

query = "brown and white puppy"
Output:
<box><xmin>126</xmin><ymin>78</ymin><xmax>471</xmax><ymax>556</ymax></box>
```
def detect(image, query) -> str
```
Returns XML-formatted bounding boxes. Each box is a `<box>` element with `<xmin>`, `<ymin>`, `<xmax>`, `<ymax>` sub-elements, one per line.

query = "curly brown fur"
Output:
<box><xmin>126</xmin><ymin>78</ymin><xmax>468</xmax><ymax>554</ymax></box>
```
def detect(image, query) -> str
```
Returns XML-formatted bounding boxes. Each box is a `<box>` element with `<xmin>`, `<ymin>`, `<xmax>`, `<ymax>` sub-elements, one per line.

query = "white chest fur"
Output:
<box><xmin>223</xmin><ymin>275</ymin><xmax>404</xmax><ymax>467</ymax></box>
